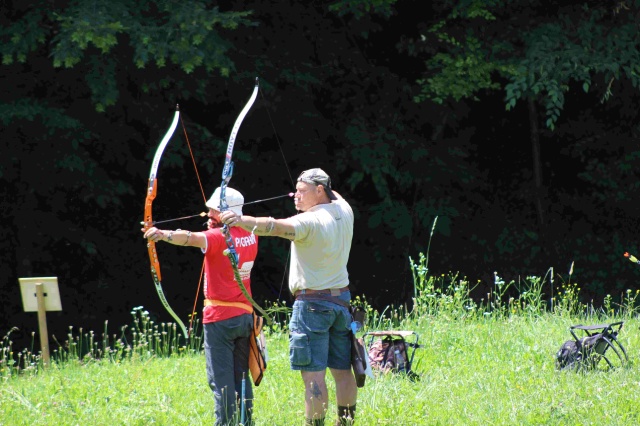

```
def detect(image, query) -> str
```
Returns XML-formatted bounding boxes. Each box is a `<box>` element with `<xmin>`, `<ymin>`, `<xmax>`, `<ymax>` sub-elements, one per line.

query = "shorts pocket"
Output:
<box><xmin>289</xmin><ymin>332</ymin><xmax>311</xmax><ymax>367</ymax></box>
<box><xmin>303</xmin><ymin>303</ymin><xmax>334</xmax><ymax>333</ymax></box>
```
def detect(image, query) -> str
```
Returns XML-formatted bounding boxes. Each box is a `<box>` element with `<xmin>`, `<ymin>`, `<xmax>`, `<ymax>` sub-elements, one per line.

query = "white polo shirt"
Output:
<box><xmin>288</xmin><ymin>197</ymin><xmax>354</xmax><ymax>294</ymax></box>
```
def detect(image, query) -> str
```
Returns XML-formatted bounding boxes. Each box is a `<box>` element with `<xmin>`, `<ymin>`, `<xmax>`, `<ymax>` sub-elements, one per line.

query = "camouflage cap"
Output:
<box><xmin>297</xmin><ymin>168</ymin><xmax>337</xmax><ymax>200</ymax></box>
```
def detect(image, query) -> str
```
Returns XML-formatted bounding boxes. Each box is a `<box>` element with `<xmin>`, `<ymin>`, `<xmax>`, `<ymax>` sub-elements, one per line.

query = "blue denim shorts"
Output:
<box><xmin>289</xmin><ymin>291</ymin><xmax>352</xmax><ymax>371</ymax></box>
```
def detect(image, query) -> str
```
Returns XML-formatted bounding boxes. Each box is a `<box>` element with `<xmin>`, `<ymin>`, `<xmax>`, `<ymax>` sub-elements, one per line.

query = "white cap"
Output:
<box><xmin>206</xmin><ymin>187</ymin><xmax>244</xmax><ymax>216</ymax></box>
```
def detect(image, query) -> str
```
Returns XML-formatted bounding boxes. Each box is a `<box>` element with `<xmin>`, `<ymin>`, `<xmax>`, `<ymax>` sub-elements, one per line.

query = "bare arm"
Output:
<box><xmin>219</xmin><ymin>211</ymin><xmax>297</xmax><ymax>241</ymax></box>
<box><xmin>142</xmin><ymin>227</ymin><xmax>207</xmax><ymax>248</ymax></box>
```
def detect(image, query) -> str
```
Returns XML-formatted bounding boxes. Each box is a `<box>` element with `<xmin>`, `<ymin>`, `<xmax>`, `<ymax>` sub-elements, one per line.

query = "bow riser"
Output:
<box><xmin>144</xmin><ymin>184</ymin><xmax>160</xmax><ymax>278</ymax></box>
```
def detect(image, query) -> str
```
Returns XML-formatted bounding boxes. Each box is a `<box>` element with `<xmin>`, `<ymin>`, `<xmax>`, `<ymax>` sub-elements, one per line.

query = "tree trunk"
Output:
<box><xmin>528</xmin><ymin>99</ymin><xmax>545</xmax><ymax>230</ymax></box>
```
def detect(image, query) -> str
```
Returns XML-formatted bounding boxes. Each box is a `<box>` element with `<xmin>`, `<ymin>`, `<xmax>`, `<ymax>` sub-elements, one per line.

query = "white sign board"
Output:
<box><xmin>18</xmin><ymin>277</ymin><xmax>62</xmax><ymax>312</ymax></box>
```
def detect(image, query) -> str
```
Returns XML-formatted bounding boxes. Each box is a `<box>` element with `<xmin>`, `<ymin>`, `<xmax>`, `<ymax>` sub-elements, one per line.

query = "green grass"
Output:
<box><xmin>3</xmin><ymin>260</ymin><xmax>640</xmax><ymax>425</ymax></box>
<box><xmin>2</xmin><ymin>314</ymin><xmax>639</xmax><ymax>425</ymax></box>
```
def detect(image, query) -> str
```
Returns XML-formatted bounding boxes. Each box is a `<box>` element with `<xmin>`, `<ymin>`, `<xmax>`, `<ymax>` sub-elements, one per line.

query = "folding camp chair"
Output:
<box><xmin>363</xmin><ymin>330</ymin><xmax>421</xmax><ymax>379</ymax></box>
<box><xmin>557</xmin><ymin>321</ymin><xmax>628</xmax><ymax>371</ymax></box>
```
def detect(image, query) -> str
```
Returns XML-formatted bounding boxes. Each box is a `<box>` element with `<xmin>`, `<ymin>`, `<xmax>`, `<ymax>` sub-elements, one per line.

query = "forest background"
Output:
<box><xmin>2</xmin><ymin>0</ymin><xmax>640</xmax><ymax>350</ymax></box>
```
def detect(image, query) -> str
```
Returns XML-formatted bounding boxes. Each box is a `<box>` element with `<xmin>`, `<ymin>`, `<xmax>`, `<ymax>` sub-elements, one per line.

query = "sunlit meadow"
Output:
<box><xmin>2</xmin><ymin>253</ymin><xmax>640</xmax><ymax>425</ymax></box>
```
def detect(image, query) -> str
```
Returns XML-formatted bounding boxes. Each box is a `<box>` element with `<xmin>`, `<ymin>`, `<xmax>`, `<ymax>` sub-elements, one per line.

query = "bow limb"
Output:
<box><xmin>143</xmin><ymin>106</ymin><xmax>189</xmax><ymax>339</ymax></box>
<box><xmin>219</xmin><ymin>78</ymin><xmax>273</xmax><ymax>324</ymax></box>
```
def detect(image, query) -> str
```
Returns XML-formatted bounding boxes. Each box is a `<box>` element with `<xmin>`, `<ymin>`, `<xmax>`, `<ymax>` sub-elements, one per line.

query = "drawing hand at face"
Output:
<box><xmin>219</xmin><ymin>210</ymin><xmax>241</xmax><ymax>227</ymax></box>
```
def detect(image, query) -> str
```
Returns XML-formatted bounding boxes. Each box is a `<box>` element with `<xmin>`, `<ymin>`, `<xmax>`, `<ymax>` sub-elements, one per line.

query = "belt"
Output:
<box><xmin>294</xmin><ymin>292</ymin><xmax>351</xmax><ymax>309</ymax></box>
<box><xmin>293</xmin><ymin>286</ymin><xmax>350</xmax><ymax>297</ymax></box>
<box><xmin>204</xmin><ymin>299</ymin><xmax>253</xmax><ymax>313</ymax></box>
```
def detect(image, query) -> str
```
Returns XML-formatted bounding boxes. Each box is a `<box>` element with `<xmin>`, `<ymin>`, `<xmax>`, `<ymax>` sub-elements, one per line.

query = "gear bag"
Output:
<box><xmin>364</xmin><ymin>330</ymin><xmax>421</xmax><ymax>379</ymax></box>
<box><xmin>556</xmin><ymin>322</ymin><xmax>628</xmax><ymax>371</ymax></box>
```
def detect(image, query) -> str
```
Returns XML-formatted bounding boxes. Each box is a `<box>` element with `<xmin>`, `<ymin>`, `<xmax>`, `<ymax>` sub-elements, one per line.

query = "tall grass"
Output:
<box><xmin>0</xmin><ymin>306</ymin><xmax>203</xmax><ymax>379</ymax></box>
<box><xmin>2</xmin><ymin>253</ymin><xmax>640</xmax><ymax>424</ymax></box>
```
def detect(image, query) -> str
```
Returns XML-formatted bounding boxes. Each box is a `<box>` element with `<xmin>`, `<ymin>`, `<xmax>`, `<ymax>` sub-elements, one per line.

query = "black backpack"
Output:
<box><xmin>556</xmin><ymin>334</ymin><xmax>602</xmax><ymax>370</ymax></box>
<box><xmin>555</xmin><ymin>322</ymin><xmax>628</xmax><ymax>371</ymax></box>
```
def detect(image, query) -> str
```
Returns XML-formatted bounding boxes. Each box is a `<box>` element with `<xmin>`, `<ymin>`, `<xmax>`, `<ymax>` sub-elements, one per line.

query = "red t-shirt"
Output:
<box><xmin>202</xmin><ymin>227</ymin><xmax>258</xmax><ymax>323</ymax></box>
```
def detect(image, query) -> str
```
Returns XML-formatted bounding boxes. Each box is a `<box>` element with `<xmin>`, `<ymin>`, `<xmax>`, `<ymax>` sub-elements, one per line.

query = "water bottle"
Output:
<box><xmin>394</xmin><ymin>348</ymin><xmax>405</xmax><ymax>373</ymax></box>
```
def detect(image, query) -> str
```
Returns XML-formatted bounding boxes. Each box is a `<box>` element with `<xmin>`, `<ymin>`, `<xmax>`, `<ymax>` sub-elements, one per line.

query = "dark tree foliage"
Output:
<box><xmin>407</xmin><ymin>0</ymin><xmax>640</xmax><ymax>295</ymax></box>
<box><xmin>2</xmin><ymin>0</ymin><xmax>640</xmax><ymax>351</ymax></box>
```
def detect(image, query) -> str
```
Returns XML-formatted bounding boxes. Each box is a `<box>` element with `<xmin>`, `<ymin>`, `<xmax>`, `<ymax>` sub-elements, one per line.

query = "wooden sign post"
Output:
<box><xmin>19</xmin><ymin>277</ymin><xmax>62</xmax><ymax>368</ymax></box>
